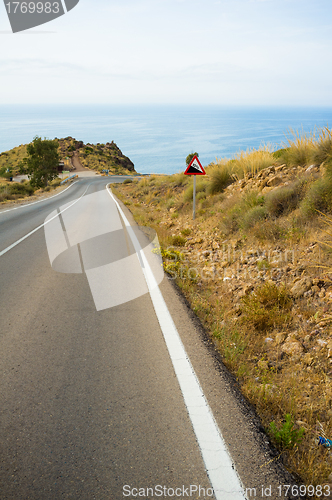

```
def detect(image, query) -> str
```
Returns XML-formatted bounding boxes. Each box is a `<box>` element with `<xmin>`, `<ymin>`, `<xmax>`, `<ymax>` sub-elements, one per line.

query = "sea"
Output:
<box><xmin>1</xmin><ymin>104</ymin><xmax>332</xmax><ymax>175</ymax></box>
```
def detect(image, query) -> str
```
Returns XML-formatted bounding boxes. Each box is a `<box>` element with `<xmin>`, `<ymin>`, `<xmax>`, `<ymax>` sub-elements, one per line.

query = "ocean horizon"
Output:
<box><xmin>1</xmin><ymin>104</ymin><xmax>332</xmax><ymax>175</ymax></box>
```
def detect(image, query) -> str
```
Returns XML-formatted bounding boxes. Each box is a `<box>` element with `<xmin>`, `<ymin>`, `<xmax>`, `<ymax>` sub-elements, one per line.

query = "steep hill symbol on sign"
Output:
<box><xmin>184</xmin><ymin>155</ymin><xmax>206</xmax><ymax>175</ymax></box>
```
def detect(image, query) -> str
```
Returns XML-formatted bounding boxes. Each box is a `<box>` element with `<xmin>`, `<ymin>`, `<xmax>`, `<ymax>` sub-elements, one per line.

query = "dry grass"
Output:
<box><xmin>211</xmin><ymin>146</ymin><xmax>275</xmax><ymax>183</ymax></box>
<box><xmin>112</xmin><ymin>135</ymin><xmax>332</xmax><ymax>488</ymax></box>
<box><xmin>279</xmin><ymin>128</ymin><xmax>317</xmax><ymax>167</ymax></box>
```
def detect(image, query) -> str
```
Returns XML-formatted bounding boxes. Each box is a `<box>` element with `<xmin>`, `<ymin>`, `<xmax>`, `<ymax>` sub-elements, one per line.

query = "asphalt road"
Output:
<box><xmin>0</xmin><ymin>177</ymin><xmax>297</xmax><ymax>500</ymax></box>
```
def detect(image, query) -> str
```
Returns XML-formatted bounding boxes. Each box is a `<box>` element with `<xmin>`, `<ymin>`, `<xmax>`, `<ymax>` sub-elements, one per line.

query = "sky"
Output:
<box><xmin>1</xmin><ymin>0</ymin><xmax>332</xmax><ymax>105</ymax></box>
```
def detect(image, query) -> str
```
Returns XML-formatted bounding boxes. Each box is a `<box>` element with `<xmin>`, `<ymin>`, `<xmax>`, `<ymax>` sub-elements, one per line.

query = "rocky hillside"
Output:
<box><xmin>0</xmin><ymin>137</ymin><xmax>136</xmax><ymax>178</ymax></box>
<box><xmin>112</xmin><ymin>132</ymin><xmax>332</xmax><ymax>489</ymax></box>
<box><xmin>58</xmin><ymin>137</ymin><xmax>136</xmax><ymax>174</ymax></box>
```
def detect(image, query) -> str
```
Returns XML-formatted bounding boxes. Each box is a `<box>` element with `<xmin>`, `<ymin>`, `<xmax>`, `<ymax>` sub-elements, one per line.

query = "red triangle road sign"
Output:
<box><xmin>184</xmin><ymin>155</ymin><xmax>206</xmax><ymax>175</ymax></box>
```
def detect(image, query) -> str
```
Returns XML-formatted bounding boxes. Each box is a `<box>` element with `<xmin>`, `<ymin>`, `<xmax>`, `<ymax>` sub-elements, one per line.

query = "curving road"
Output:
<box><xmin>0</xmin><ymin>177</ymin><xmax>297</xmax><ymax>500</ymax></box>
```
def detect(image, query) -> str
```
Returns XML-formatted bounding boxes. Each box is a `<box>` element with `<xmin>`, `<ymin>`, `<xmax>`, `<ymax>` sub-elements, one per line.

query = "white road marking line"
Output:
<box><xmin>106</xmin><ymin>185</ymin><xmax>246</xmax><ymax>500</ymax></box>
<box><xmin>0</xmin><ymin>180</ymin><xmax>79</xmax><ymax>215</ymax></box>
<box><xmin>0</xmin><ymin>184</ymin><xmax>91</xmax><ymax>258</ymax></box>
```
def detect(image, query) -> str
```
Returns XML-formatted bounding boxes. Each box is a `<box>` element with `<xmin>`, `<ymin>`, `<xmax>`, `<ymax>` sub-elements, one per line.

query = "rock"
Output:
<box><xmin>317</xmin><ymin>338</ymin><xmax>328</xmax><ymax>348</ymax></box>
<box><xmin>302</xmin><ymin>353</ymin><xmax>314</xmax><ymax>366</ymax></box>
<box><xmin>275</xmin><ymin>164</ymin><xmax>286</xmax><ymax>171</ymax></box>
<box><xmin>290</xmin><ymin>277</ymin><xmax>313</xmax><ymax>298</ymax></box>
<box><xmin>281</xmin><ymin>340</ymin><xmax>304</xmax><ymax>357</ymax></box>
<box><xmin>275</xmin><ymin>331</ymin><xmax>287</xmax><ymax>345</ymax></box>
<box><xmin>266</xmin><ymin>175</ymin><xmax>283</xmax><ymax>187</ymax></box>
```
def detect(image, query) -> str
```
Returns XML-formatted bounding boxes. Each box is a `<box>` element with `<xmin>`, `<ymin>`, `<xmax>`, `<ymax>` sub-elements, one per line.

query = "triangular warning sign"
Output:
<box><xmin>184</xmin><ymin>155</ymin><xmax>206</xmax><ymax>175</ymax></box>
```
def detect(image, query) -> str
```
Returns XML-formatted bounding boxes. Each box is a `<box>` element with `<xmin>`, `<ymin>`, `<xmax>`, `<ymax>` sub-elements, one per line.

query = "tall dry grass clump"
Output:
<box><xmin>312</xmin><ymin>126</ymin><xmax>332</xmax><ymax>166</ymax></box>
<box><xmin>207</xmin><ymin>163</ymin><xmax>233</xmax><ymax>194</ymax></box>
<box><xmin>210</xmin><ymin>146</ymin><xmax>275</xmax><ymax>194</ymax></box>
<box><xmin>230</xmin><ymin>146</ymin><xmax>275</xmax><ymax>178</ymax></box>
<box><xmin>279</xmin><ymin>128</ymin><xmax>317</xmax><ymax>167</ymax></box>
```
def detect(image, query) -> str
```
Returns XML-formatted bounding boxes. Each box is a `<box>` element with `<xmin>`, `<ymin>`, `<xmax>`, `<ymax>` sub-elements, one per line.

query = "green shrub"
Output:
<box><xmin>300</xmin><ymin>176</ymin><xmax>332</xmax><ymax>216</ymax></box>
<box><xmin>123</xmin><ymin>178</ymin><xmax>133</xmax><ymax>184</ymax></box>
<box><xmin>170</xmin><ymin>235</ymin><xmax>186</xmax><ymax>246</ymax></box>
<box><xmin>171</xmin><ymin>172</ymin><xmax>188</xmax><ymax>187</ymax></box>
<box><xmin>269</xmin><ymin>414</ymin><xmax>305</xmax><ymax>449</ymax></box>
<box><xmin>166</xmin><ymin>198</ymin><xmax>175</xmax><ymax>210</ymax></box>
<box><xmin>242</xmin><ymin>190</ymin><xmax>265</xmax><ymax>209</ymax></box>
<box><xmin>241</xmin><ymin>282</ymin><xmax>292</xmax><ymax>331</ymax></box>
<box><xmin>272</xmin><ymin>148</ymin><xmax>288</xmax><ymax>160</ymax></box>
<box><xmin>196</xmin><ymin>191</ymin><xmax>206</xmax><ymax>201</ymax></box>
<box><xmin>220</xmin><ymin>206</ymin><xmax>242</xmax><ymax>234</ymax></box>
<box><xmin>183</xmin><ymin>180</ymin><xmax>207</xmax><ymax>203</ymax></box>
<box><xmin>265</xmin><ymin>180</ymin><xmax>307</xmax><ymax>217</ymax></box>
<box><xmin>251</xmin><ymin>219</ymin><xmax>286</xmax><ymax>242</ymax></box>
<box><xmin>241</xmin><ymin>205</ymin><xmax>267</xmax><ymax>230</ymax></box>
<box><xmin>50</xmin><ymin>178</ymin><xmax>62</xmax><ymax>187</ymax></box>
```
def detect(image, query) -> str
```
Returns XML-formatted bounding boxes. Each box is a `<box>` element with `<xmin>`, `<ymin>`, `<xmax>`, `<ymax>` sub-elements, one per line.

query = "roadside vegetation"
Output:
<box><xmin>0</xmin><ymin>136</ymin><xmax>136</xmax><ymax>204</ymax></box>
<box><xmin>112</xmin><ymin>127</ymin><xmax>332</xmax><ymax>490</ymax></box>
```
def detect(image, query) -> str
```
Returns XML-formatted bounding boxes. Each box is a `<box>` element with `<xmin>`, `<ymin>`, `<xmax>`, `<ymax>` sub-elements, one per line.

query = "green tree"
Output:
<box><xmin>22</xmin><ymin>136</ymin><xmax>60</xmax><ymax>188</ymax></box>
<box><xmin>186</xmin><ymin>152</ymin><xmax>199</xmax><ymax>166</ymax></box>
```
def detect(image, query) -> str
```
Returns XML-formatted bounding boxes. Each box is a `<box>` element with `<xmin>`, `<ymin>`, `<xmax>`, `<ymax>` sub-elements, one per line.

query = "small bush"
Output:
<box><xmin>241</xmin><ymin>282</ymin><xmax>292</xmax><ymax>331</ymax></box>
<box><xmin>269</xmin><ymin>414</ymin><xmax>305</xmax><ymax>449</ymax></box>
<box><xmin>220</xmin><ymin>206</ymin><xmax>242</xmax><ymax>234</ymax></box>
<box><xmin>171</xmin><ymin>172</ymin><xmax>188</xmax><ymax>187</ymax></box>
<box><xmin>166</xmin><ymin>198</ymin><xmax>175</xmax><ymax>210</ymax></box>
<box><xmin>241</xmin><ymin>205</ymin><xmax>267</xmax><ymax>230</ymax></box>
<box><xmin>265</xmin><ymin>180</ymin><xmax>307</xmax><ymax>217</ymax></box>
<box><xmin>196</xmin><ymin>191</ymin><xmax>206</xmax><ymax>201</ymax></box>
<box><xmin>51</xmin><ymin>177</ymin><xmax>62</xmax><ymax>187</ymax></box>
<box><xmin>183</xmin><ymin>180</ymin><xmax>207</xmax><ymax>203</ymax></box>
<box><xmin>242</xmin><ymin>190</ymin><xmax>265</xmax><ymax>209</ymax></box>
<box><xmin>300</xmin><ymin>176</ymin><xmax>332</xmax><ymax>216</ymax></box>
<box><xmin>170</xmin><ymin>235</ymin><xmax>186</xmax><ymax>246</ymax></box>
<box><xmin>123</xmin><ymin>178</ymin><xmax>133</xmax><ymax>184</ymax></box>
<box><xmin>207</xmin><ymin>165</ymin><xmax>233</xmax><ymax>194</ymax></box>
<box><xmin>251</xmin><ymin>219</ymin><xmax>286</xmax><ymax>242</ymax></box>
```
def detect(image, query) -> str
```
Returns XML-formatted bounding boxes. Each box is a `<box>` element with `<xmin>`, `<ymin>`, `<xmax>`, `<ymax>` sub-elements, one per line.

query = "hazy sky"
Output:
<box><xmin>1</xmin><ymin>0</ymin><xmax>332</xmax><ymax>105</ymax></box>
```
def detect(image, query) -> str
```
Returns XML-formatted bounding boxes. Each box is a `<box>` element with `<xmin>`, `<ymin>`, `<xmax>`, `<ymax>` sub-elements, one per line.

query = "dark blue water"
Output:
<box><xmin>1</xmin><ymin>104</ymin><xmax>332</xmax><ymax>174</ymax></box>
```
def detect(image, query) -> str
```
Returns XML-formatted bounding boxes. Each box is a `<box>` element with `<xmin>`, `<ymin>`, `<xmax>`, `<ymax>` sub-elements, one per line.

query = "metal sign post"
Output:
<box><xmin>193</xmin><ymin>175</ymin><xmax>196</xmax><ymax>220</ymax></box>
<box><xmin>184</xmin><ymin>155</ymin><xmax>206</xmax><ymax>221</ymax></box>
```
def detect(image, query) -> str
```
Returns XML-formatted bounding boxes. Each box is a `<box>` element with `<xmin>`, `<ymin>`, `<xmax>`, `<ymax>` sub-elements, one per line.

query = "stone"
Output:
<box><xmin>290</xmin><ymin>277</ymin><xmax>313</xmax><ymax>298</ymax></box>
<box><xmin>281</xmin><ymin>340</ymin><xmax>304</xmax><ymax>357</ymax></box>
<box><xmin>266</xmin><ymin>175</ymin><xmax>283</xmax><ymax>187</ymax></box>
<box><xmin>275</xmin><ymin>332</ymin><xmax>287</xmax><ymax>345</ymax></box>
<box><xmin>302</xmin><ymin>353</ymin><xmax>314</xmax><ymax>366</ymax></box>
